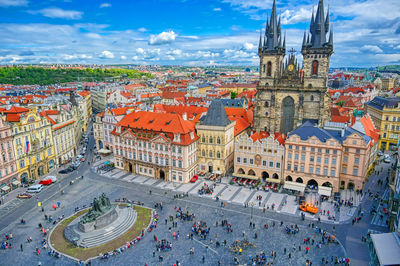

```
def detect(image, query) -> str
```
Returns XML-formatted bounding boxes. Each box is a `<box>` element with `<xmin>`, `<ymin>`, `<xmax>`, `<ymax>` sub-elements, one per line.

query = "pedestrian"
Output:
<box><xmin>202</xmin><ymin>255</ymin><xmax>205</xmax><ymax>263</ymax></box>
<box><xmin>20</xmin><ymin>243</ymin><xmax>23</xmax><ymax>252</ymax></box>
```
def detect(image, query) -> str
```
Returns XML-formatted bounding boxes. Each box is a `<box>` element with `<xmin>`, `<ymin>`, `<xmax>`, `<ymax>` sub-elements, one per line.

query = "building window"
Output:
<box><xmin>243</xmin><ymin>158</ymin><xmax>247</xmax><ymax>164</ymax></box>
<box><xmin>178</xmin><ymin>161</ymin><xmax>182</xmax><ymax>168</ymax></box>
<box><xmin>276</xmin><ymin>162</ymin><xmax>280</xmax><ymax>168</ymax></box>
<box><xmin>343</xmin><ymin>156</ymin><xmax>348</xmax><ymax>163</ymax></box>
<box><xmin>356</xmin><ymin>149</ymin><xmax>360</xmax><ymax>154</ymax></box>
<box><xmin>217</xmin><ymin>137</ymin><xmax>221</xmax><ymax>144</ymax></box>
<box><xmin>353</xmin><ymin>168</ymin><xmax>358</xmax><ymax>176</ymax></box>
<box><xmin>295</xmin><ymin>154</ymin><xmax>299</xmax><ymax>160</ymax></box>
<box><xmin>288</xmin><ymin>153</ymin><xmax>292</xmax><ymax>159</ymax></box>
<box><xmin>173</xmin><ymin>159</ymin><xmax>176</xmax><ymax>167</ymax></box>
<box><xmin>332</xmin><ymin>158</ymin><xmax>337</xmax><ymax>165</ymax></box>
<box><xmin>262</xmin><ymin>160</ymin><xmax>266</xmax><ymax>166</ymax></box>
<box><xmin>331</xmin><ymin>169</ymin><xmax>335</xmax><ymax>176</ymax></box>
<box><xmin>325</xmin><ymin>149</ymin><xmax>330</xmax><ymax>154</ymax></box>
<box><xmin>312</xmin><ymin>60</ymin><xmax>319</xmax><ymax>75</ymax></box>
<box><xmin>178</xmin><ymin>147</ymin><xmax>182</xmax><ymax>154</ymax></box>
<box><xmin>209</xmin><ymin>137</ymin><xmax>213</xmax><ymax>143</ymax></box>
<box><xmin>324</xmin><ymin>157</ymin><xmax>329</xmax><ymax>164</ymax></box>
<box><xmin>300</xmin><ymin>165</ymin><xmax>304</xmax><ymax>172</ymax></box>
<box><xmin>301</xmin><ymin>154</ymin><xmax>305</xmax><ymax>161</ymax></box>
<box><xmin>302</xmin><ymin>147</ymin><xmax>306</xmax><ymax>151</ymax></box>
<box><xmin>342</xmin><ymin>166</ymin><xmax>347</xmax><ymax>174</ymax></box>
<box><xmin>323</xmin><ymin>168</ymin><xmax>328</xmax><ymax>176</ymax></box>
<box><xmin>166</xmin><ymin>158</ymin><xmax>169</xmax><ymax>166</ymax></box>
<box><xmin>149</xmin><ymin>155</ymin><xmax>152</xmax><ymax>163</ymax></box>
<box><xmin>209</xmin><ymin>151</ymin><xmax>213</xmax><ymax>157</ymax></box>
<box><xmin>318</xmin><ymin>148</ymin><xmax>322</xmax><ymax>153</ymax></box>
<box><xmin>237</xmin><ymin>157</ymin><xmax>241</xmax><ymax>163</ymax></box>
<box><xmin>202</xmin><ymin>150</ymin><xmax>205</xmax><ymax>156</ymax></box>
<box><xmin>289</xmin><ymin>145</ymin><xmax>292</xmax><ymax>149</ymax></box>
<box><xmin>309</xmin><ymin>166</ymin><xmax>314</xmax><ymax>174</ymax></box>
<box><xmin>267</xmin><ymin>61</ymin><xmax>272</xmax><ymax>76</ymax></box>
<box><xmin>316</xmin><ymin>168</ymin><xmax>320</xmax><ymax>175</ymax></box>
<box><xmin>311</xmin><ymin>148</ymin><xmax>315</xmax><ymax>152</ymax></box>
<box><xmin>317</xmin><ymin>157</ymin><xmax>321</xmax><ymax>163</ymax></box>
<box><xmin>333</xmin><ymin>150</ymin><xmax>337</xmax><ymax>155</ymax></box>
<box><xmin>269</xmin><ymin>161</ymin><xmax>273</xmax><ymax>167</ymax></box>
<box><xmin>250</xmin><ymin>158</ymin><xmax>254</xmax><ymax>165</ymax></box>
<box><xmin>354</xmin><ymin>157</ymin><xmax>359</xmax><ymax>165</ymax></box>
<box><xmin>287</xmin><ymin>164</ymin><xmax>291</xmax><ymax>170</ymax></box>
<box><xmin>310</xmin><ymin>156</ymin><xmax>314</xmax><ymax>162</ymax></box>
<box><xmin>217</xmin><ymin>152</ymin><xmax>221</xmax><ymax>158</ymax></box>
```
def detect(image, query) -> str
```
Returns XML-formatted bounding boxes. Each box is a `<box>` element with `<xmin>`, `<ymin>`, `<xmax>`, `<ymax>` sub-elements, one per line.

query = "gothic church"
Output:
<box><xmin>254</xmin><ymin>0</ymin><xmax>333</xmax><ymax>134</ymax></box>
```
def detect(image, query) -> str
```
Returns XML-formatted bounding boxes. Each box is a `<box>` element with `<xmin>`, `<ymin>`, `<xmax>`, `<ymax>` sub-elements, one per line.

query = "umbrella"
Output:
<box><xmin>52</xmin><ymin>204</ymin><xmax>57</xmax><ymax>209</ymax></box>
<box><xmin>172</xmin><ymin>232</ymin><xmax>176</xmax><ymax>237</ymax></box>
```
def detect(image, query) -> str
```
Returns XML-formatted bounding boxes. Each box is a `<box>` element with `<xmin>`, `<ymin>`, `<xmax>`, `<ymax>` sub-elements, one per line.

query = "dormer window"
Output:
<box><xmin>116</xmin><ymin>126</ymin><xmax>121</xmax><ymax>133</ymax></box>
<box><xmin>174</xmin><ymin>134</ymin><xmax>180</xmax><ymax>142</ymax></box>
<box><xmin>190</xmin><ymin>131</ymin><xmax>194</xmax><ymax>140</ymax></box>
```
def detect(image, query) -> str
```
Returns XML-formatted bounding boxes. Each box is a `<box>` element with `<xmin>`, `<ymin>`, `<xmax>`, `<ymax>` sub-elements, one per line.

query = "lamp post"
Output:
<box><xmin>250</xmin><ymin>202</ymin><xmax>255</xmax><ymax>220</ymax></box>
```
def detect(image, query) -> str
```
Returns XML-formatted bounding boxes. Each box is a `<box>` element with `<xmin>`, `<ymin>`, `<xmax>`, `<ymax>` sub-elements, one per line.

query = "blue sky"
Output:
<box><xmin>0</xmin><ymin>0</ymin><xmax>399</xmax><ymax>67</ymax></box>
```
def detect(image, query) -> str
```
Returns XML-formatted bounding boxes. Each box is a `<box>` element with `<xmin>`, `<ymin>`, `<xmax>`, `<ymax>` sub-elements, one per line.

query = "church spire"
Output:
<box><xmin>325</xmin><ymin>4</ymin><xmax>330</xmax><ymax>33</ymax></box>
<box><xmin>258</xmin><ymin>29</ymin><xmax>263</xmax><ymax>51</ymax></box>
<box><xmin>263</xmin><ymin>0</ymin><xmax>284</xmax><ymax>53</ymax></box>
<box><xmin>302</xmin><ymin>26</ymin><xmax>307</xmax><ymax>46</ymax></box>
<box><xmin>328</xmin><ymin>24</ymin><xmax>333</xmax><ymax>46</ymax></box>
<box><xmin>308</xmin><ymin>0</ymin><xmax>330</xmax><ymax>49</ymax></box>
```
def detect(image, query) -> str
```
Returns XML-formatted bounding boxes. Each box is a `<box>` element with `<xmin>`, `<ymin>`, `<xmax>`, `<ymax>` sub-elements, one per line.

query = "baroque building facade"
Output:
<box><xmin>254</xmin><ymin>0</ymin><xmax>332</xmax><ymax>134</ymax></box>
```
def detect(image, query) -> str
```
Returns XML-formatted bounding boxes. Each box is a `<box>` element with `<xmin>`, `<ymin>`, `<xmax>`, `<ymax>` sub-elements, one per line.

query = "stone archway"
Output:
<box><xmin>262</xmin><ymin>171</ymin><xmax>269</xmax><ymax>181</ymax></box>
<box><xmin>322</xmin><ymin>182</ymin><xmax>333</xmax><ymax>188</ymax></box>
<box><xmin>99</xmin><ymin>140</ymin><xmax>103</xmax><ymax>149</ymax></box>
<box><xmin>307</xmin><ymin>179</ymin><xmax>318</xmax><ymax>189</ymax></box>
<box><xmin>296</xmin><ymin>177</ymin><xmax>303</xmax><ymax>183</ymax></box>
<box><xmin>281</xmin><ymin>96</ymin><xmax>295</xmax><ymax>134</ymax></box>
<box><xmin>238</xmin><ymin>168</ymin><xmax>245</xmax><ymax>174</ymax></box>
<box><xmin>272</xmin><ymin>173</ymin><xmax>279</xmax><ymax>179</ymax></box>
<box><xmin>348</xmin><ymin>182</ymin><xmax>355</xmax><ymax>190</ymax></box>
<box><xmin>38</xmin><ymin>166</ymin><xmax>44</xmax><ymax>177</ymax></box>
<box><xmin>248</xmin><ymin>169</ymin><xmax>256</xmax><ymax>176</ymax></box>
<box><xmin>129</xmin><ymin>163</ymin><xmax>133</xmax><ymax>173</ymax></box>
<box><xmin>160</xmin><ymin>170</ymin><xmax>165</xmax><ymax>180</ymax></box>
<box><xmin>208</xmin><ymin>162</ymin><xmax>213</xmax><ymax>173</ymax></box>
<box><xmin>20</xmin><ymin>173</ymin><xmax>29</xmax><ymax>184</ymax></box>
<box><xmin>286</xmin><ymin>175</ymin><xmax>293</xmax><ymax>181</ymax></box>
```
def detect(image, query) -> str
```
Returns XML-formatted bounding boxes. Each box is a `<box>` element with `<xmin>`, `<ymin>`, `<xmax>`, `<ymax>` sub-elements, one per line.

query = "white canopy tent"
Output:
<box><xmin>283</xmin><ymin>181</ymin><xmax>306</xmax><ymax>193</ymax></box>
<box><xmin>370</xmin><ymin>233</ymin><xmax>400</xmax><ymax>266</ymax></box>
<box><xmin>318</xmin><ymin>186</ymin><xmax>332</xmax><ymax>197</ymax></box>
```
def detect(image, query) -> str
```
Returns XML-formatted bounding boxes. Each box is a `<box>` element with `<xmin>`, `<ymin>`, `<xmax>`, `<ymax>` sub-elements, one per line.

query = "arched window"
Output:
<box><xmin>202</xmin><ymin>150</ymin><xmax>205</xmax><ymax>156</ymax></box>
<box><xmin>202</xmin><ymin>135</ymin><xmax>205</xmax><ymax>143</ymax></box>
<box><xmin>265</xmin><ymin>101</ymin><xmax>269</xmax><ymax>107</ymax></box>
<box><xmin>267</xmin><ymin>61</ymin><xmax>272</xmax><ymax>76</ymax></box>
<box><xmin>262</xmin><ymin>64</ymin><xmax>266</xmax><ymax>73</ymax></box>
<box><xmin>217</xmin><ymin>152</ymin><xmax>221</xmax><ymax>158</ymax></box>
<box><xmin>217</xmin><ymin>137</ymin><xmax>221</xmax><ymax>144</ymax></box>
<box><xmin>312</xmin><ymin>60</ymin><xmax>319</xmax><ymax>76</ymax></box>
<box><xmin>310</xmin><ymin>95</ymin><xmax>314</xmax><ymax>101</ymax></box>
<box><xmin>209</xmin><ymin>151</ymin><xmax>213</xmax><ymax>157</ymax></box>
<box><xmin>209</xmin><ymin>136</ymin><xmax>213</xmax><ymax>143</ymax></box>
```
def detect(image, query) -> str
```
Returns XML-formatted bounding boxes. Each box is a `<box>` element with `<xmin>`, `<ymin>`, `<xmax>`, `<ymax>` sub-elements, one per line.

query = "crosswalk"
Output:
<box><xmin>99</xmin><ymin>168</ymin><xmax>302</xmax><ymax>215</ymax></box>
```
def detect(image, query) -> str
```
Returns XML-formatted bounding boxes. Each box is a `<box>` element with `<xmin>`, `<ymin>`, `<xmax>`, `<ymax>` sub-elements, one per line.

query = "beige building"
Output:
<box><xmin>234</xmin><ymin>131</ymin><xmax>285</xmax><ymax>182</ymax></box>
<box><xmin>196</xmin><ymin>100</ymin><xmax>235</xmax><ymax>175</ymax></box>
<box><xmin>111</xmin><ymin>111</ymin><xmax>198</xmax><ymax>183</ymax></box>
<box><xmin>284</xmin><ymin>121</ymin><xmax>377</xmax><ymax>194</ymax></box>
<box><xmin>94</xmin><ymin>112</ymin><xmax>105</xmax><ymax>149</ymax></box>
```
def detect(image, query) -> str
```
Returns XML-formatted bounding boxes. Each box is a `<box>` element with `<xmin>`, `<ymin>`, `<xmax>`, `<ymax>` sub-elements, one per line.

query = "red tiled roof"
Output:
<box><xmin>332</xmin><ymin>115</ymin><xmax>350</xmax><ymax>123</ymax></box>
<box><xmin>161</xmin><ymin>91</ymin><xmax>187</xmax><ymax>99</ymax></box>
<box><xmin>77</xmin><ymin>90</ymin><xmax>90</xmax><ymax>97</ymax></box>
<box><xmin>53</xmin><ymin>120</ymin><xmax>75</xmax><ymax>130</ymax></box>
<box><xmin>111</xmin><ymin>107</ymin><xmax>129</xmax><ymax>116</ymax></box>
<box><xmin>6</xmin><ymin>113</ymin><xmax>21</xmax><ymax>122</ymax></box>
<box><xmin>360</xmin><ymin>114</ymin><xmax>380</xmax><ymax>143</ymax></box>
<box><xmin>112</xmin><ymin>111</ymin><xmax>198</xmax><ymax>145</ymax></box>
<box><xmin>1</xmin><ymin>106</ymin><xmax>29</xmax><ymax>114</ymax></box>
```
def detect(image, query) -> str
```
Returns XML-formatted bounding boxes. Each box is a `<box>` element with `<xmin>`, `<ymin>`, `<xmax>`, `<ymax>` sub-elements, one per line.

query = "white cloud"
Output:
<box><xmin>360</xmin><ymin>45</ymin><xmax>383</xmax><ymax>53</ymax></box>
<box><xmin>213</xmin><ymin>7</ymin><xmax>222</xmax><ymax>11</ymax></box>
<box><xmin>149</xmin><ymin>30</ymin><xmax>177</xmax><ymax>45</ymax></box>
<box><xmin>281</xmin><ymin>8</ymin><xmax>312</xmax><ymax>25</ymax></box>
<box><xmin>132</xmin><ymin>55</ymin><xmax>139</xmax><ymax>61</ymax></box>
<box><xmin>99</xmin><ymin>50</ymin><xmax>114</xmax><ymax>59</ymax></box>
<box><xmin>99</xmin><ymin>3</ymin><xmax>111</xmax><ymax>8</ymax></box>
<box><xmin>395</xmin><ymin>45</ymin><xmax>400</xmax><ymax>50</ymax></box>
<box><xmin>0</xmin><ymin>0</ymin><xmax>27</xmax><ymax>7</ymax></box>
<box><xmin>243</xmin><ymin>42</ymin><xmax>255</xmax><ymax>51</ymax></box>
<box><xmin>30</xmin><ymin>7</ymin><xmax>83</xmax><ymax>20</ymax></box>
<box><xmin>136</xmin><ymin>48</ymin><xmax>145</xmax><ymax>54</ymax></box>
<box><xmin>138</xmin><ymin>27</ymin><xmax>148</xmax><ymax>32</ymax></box>
<box><xmin>120</xmin><ymin>55</ymin><xmax>127</xmax><ymax>60</ymax></box>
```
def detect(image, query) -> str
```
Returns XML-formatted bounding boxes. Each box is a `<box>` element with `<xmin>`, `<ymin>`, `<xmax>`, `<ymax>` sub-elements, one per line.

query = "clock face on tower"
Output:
<box><xmin>288</xmin><ymin>64</ymin><xmax>294</xmax><ymax>72</ymax></box>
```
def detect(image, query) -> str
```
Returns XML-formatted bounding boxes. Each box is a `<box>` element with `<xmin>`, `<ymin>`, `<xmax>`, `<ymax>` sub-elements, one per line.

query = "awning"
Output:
<box><xmin>232</xmin><ymin>173</ymin><xmax>260</xmax><ymax>180</ymax></box>
<box><xmin>283</xmin><ymin>181</ymin><xmax>306</xmax><ymax>193</ymax></box>
<box><xmin>371</xmin><ymin>233</ymin><xmax>400</xmax><ymax>265</ymax></box>
<box><xmin>318</xmin><ymin>186</ymin><xmax>332</xmax><ymax>197</ymax></box>
<box><xmin>1</xmin><ymin>185</ymin><xmax>10</xmax><ymax>191</ymax></box>
<box><xmin>264</xmin><ymin>178</ymin><xmax>281</xmax><ymax>184</ymax></box>
<box><xmin>98</xmin><ymin>148</ymin><xmax>112</xmax><ymax>154</ymax></box>
<box><xmin>12</xmin><ymin>180</ymin><xmax>21</xmax><ymax>186</ymax></box>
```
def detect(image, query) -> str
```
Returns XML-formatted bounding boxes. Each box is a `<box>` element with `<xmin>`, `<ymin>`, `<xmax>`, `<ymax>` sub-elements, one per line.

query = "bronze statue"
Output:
<box><xmin>79</xmin><ymin>193</ymin><xmax>112</xmax><ymax>224</ymax></box>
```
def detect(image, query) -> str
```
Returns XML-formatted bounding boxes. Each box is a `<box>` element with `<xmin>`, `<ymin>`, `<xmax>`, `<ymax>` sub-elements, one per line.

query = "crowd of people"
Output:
<box><xmin>198</xmin><ymin>183</ymin><xmax>215</xmax><ymax>195</ymax></box>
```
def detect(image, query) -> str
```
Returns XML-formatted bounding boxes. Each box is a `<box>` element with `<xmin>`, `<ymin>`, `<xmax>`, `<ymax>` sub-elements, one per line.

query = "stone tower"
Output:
<box><xmin>254</xmin><ymin>0</ymin><xmax>333</xmax><ymax>135</ymax></box>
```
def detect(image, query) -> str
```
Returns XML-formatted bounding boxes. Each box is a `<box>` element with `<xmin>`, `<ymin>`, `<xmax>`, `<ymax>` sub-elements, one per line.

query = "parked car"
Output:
<box><xmin>190</xmin><ymin>175</ymin><xmax>198</xmax><ymax>183</ymax></box>
<box><xmin>378</xmin><ymin>151</ymin><xmax>384</xmax><ymax>156</ymax></box>
<box><xmin>59</xmin><ymin>166</ymin><xmax>74</xmax><ymax>174</ymax></box>
<box><xmin>17</xmin><ymin>193</ymin><xmax>32</xmax><ymax>199</ymax></box>
<box><xmin>27</xmin><ymin>184</ymin><xmax>43</xmax><ymax>193</ymax></box>
<box><xmin>39</xmin><ymin>179</ymin><xmax>52</xmax><ymax>185</ymax></box>
<box><xmin>47</xmin><ymin>176</ymin><xmax>57</xmax><ymax>182</ymax></box>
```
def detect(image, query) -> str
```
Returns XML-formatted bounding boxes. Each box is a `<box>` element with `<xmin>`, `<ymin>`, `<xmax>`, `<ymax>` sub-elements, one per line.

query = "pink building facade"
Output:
<box><xmin>0</xmin><ymin>117</ymin><xmax>18</xmax><ymax>193</ymax></box>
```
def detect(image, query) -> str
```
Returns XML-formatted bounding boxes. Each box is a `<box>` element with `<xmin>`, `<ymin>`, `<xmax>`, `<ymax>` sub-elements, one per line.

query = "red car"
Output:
<box><xmin>190</xmin><ymin>175</ymin><xmax>198</xmax><ymax>183</ymax></box>
<box><xmin>39</xmin><ymin>179</ymin><xmax>52</xmax><ymax>185</ymax></box>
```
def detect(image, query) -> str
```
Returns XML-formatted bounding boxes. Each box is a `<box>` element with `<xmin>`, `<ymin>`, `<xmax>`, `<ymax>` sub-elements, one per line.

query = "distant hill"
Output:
<box><xmin>0</xmin><ymin>67</ymin><xmax>152</xmax><ymax>85</ymax></box>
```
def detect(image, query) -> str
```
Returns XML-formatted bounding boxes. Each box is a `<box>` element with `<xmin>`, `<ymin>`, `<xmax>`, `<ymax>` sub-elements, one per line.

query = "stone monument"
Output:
<box><xmin>65</xmin><ymin>193</ymin><xmax>137</xmax><ymax>248</ymax></box>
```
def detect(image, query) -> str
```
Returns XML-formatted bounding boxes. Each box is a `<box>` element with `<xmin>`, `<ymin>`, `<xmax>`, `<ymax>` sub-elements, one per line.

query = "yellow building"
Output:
<box><xmin>77</xmin><ymin>90</ymin><xmax>92</xmax><ymax>123</ymax></box>
<box><xmin>6</xmin><ymin>108</ymin><xmax>56</xmax><ymax>182</ymax></box>
<box><xmin>365</xmin><ymin>96</ymin><xmax>400</xmax><ymax>150</ymax></box>
<box><xmin>196</xmin><ymin>100</ymin><xmax>236</xmax><ymax>175</ymax></box>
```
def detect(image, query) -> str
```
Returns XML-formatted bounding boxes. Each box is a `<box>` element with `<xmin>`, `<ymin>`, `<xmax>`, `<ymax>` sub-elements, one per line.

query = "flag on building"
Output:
<box><xmin>25</xmin><ymin>141</ymin><xmax>29</xmax><ymax>153</ymax></box>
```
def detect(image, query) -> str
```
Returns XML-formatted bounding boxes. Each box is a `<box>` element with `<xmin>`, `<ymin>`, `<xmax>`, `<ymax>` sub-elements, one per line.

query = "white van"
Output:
<box><xmin>27</xmin><ymin>184</ymin><xmax>43</xmax><ymax>193</ymax></box>
<box><xmin>47</xmin><ymin>176</ymin><xmax>57</xmax><ymax>183</ymax></box>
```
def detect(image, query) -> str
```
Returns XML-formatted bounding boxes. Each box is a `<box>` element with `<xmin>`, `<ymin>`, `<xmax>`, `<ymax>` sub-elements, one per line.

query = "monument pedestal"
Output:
<box><xmin>78</xmin><ymin>206</ymin><xmax>119</xmax><ymax>232</ymax></box>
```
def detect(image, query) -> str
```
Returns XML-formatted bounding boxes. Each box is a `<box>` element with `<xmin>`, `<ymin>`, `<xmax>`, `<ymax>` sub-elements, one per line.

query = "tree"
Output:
<box><xmin>337</xmin><ymin>100</ymin><xmax>345</xmax><ymax>107</ymax></box>
<box><xmin>230</xmin><ymin>91</ymin><xmax>238</xmax><ymax>99</ymax></box>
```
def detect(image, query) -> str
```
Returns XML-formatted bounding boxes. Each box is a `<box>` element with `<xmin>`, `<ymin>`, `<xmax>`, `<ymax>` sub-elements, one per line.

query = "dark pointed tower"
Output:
<box><xmin>254</xmin><ymin>0</ymin><xmax>286</xmax><ymax>133</ymax></box>
<box><xmin>301</xmin><ymin>0</ymin><xmax>333</xmax><ymax>127</ymax></box>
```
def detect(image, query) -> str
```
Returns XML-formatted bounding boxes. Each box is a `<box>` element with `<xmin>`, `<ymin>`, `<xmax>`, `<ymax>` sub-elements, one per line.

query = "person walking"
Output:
<box><xmin>20</xmin><ymin>243</ymin><xmax>23</xmax><ymax>252</ymax></box>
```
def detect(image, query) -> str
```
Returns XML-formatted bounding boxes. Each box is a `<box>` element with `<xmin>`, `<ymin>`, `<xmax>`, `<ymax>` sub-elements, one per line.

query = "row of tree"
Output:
<box><xmin>0</xmin><ymin>67</ymin><xmax>152</xmax><ymax>85</ymax></box>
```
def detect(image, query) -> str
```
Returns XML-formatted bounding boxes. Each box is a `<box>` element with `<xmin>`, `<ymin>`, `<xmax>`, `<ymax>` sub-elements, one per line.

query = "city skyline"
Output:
<box><xmin>0</xmin><ymin>0</ymin><xmax>399</xmax><ymax>67</ymax></box>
